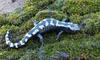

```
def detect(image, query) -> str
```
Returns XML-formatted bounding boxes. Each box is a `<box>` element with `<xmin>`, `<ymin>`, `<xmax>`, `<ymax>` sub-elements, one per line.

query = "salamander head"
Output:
<box><xmin>65</xmin><ymin>22</ymin><xmax>80</xmax><ymax>31</ymax></box>
<box><xmin>66</xmin><ymin>22</ymin><xmax>86</xmax><ymax>31</ymax></box>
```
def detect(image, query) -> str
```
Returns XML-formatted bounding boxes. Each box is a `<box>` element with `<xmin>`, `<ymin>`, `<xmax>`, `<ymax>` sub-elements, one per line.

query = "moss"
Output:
<box><xmin>62</xmin><ymin>0</ymin><xmax>100</xmax><ymax>16</ymax></box>
<box><xmin>69</xmin><ymin>14</ymin><xmax>82</xmax><ymax>23</ymax></box>
<box><xmin>19</xmin><ymin>50</ymin><xmax>37</xmax><ymax>60</ymax></box>
<box><xmin>34</xmin><ymin>10</ymin><xmax>66</xmax><ymax>21</ymax></box>
<box><xmin>44</xmin><ymin>34</ymin><xmax>100</xmax><ymax>59</ymax></box>
<box><xmin>0</xmin><ymin>15</ymin><xmax>8</xmax><ymax>27</ymax></box>
<box><xmin>0</xmin><ymin>25</ymin><xmax>11</xmax><ymax>36</ymax></box>
<box><xmin>83</xmin><ymin>12</ymin><xmax>100</xmax><ymax>34</ymax></box>
<box><xmin>94</xmin><ymin>33</ymin><xmax>100</xmax><ymax>40</ymax></box>
<box><xmin>19</xmin><ymin>20</ymin><xmax>34</xmax><ymax>34</ymax></box>
<box><xmin>7</xmin><ymin>13</ymin><xmax>20</xmax><ymax>25</ymax></box>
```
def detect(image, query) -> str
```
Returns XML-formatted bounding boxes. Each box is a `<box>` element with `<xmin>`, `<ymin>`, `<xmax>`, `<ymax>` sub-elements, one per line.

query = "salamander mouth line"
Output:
<box><xmin>5</xmin><ymin>18</ymin><xmax>81</xmax><ymax>48</ymax></box>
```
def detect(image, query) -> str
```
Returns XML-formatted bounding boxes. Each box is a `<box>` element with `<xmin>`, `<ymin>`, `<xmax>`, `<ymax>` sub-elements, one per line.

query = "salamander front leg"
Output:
<box><xmin>62</xmin><ymin>18</ymin><xmax>70</xmax><ymax>22</ymax></box>
<box><xmin>56</xmin><ymin>30</ymin><xmax>64</xmax><ymax>40</ymax></box>
<box><xmin>33</xmin><ymin>20</ymin><xmax>39</xmax><ymax>26</ymax></box>
<box><xmin>37</xmin><ymin>34</ymin><xmax>44</xmax><ymax>44</ymax></box>
<box><xmin>56</xmin><ymin>18</ymin><xmax>70</xmax><ymax>40</ymax></box>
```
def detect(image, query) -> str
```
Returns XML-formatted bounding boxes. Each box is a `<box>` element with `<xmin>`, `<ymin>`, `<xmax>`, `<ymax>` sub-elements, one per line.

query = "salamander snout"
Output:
<box><xmin>69</xmin><ymin>24</ymin><xmax>80</xmax><ymax>31</ymax></box>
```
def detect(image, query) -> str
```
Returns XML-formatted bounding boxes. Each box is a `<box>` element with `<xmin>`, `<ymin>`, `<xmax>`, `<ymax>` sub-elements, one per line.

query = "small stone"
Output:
<box><xmin>58</xmin><ymin>52</ymin><xmax>69</xmax><ymax>60</ymax></box>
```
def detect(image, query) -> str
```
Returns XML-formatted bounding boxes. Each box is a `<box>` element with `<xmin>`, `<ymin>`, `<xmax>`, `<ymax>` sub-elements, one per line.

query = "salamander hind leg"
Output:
<box><xmin>37</xmin><ymin>34</ymin><xmax>44</xmax><ymax>44</ymax></box>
